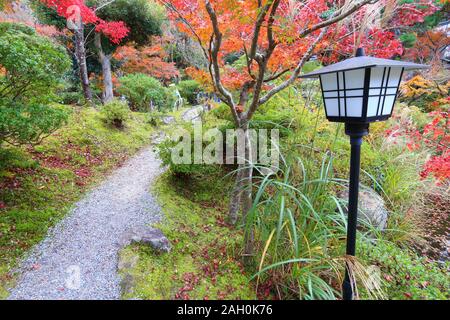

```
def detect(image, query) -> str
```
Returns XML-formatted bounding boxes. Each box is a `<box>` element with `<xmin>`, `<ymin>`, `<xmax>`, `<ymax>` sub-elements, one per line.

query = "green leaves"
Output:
<box><xmin>100</xmin><ymin>99</ymin><xmax>130</xmax><ymax>128</ymax></box>
<box><xmin>0</xmin><ymin>22</ymin><xmax>71</xmax><ymax>146</ymax></box>
<box><xmin>0</xmin><ymin>103</ymin><xmax>69</xmax><ymax>146</ymax></box>
<box><xmin>117</xmin><ymin>73</ymin><xmax>171</xmax><ymax>111</ymax></box>
<box><xmin>0</xmin><ymin>22</ymin><xmax>71</xmax><ymax>102</ymax></box>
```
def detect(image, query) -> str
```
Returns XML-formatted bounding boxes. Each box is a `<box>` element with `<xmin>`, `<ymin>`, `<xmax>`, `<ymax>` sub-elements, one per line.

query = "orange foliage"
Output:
<box><xmin>0</xmin><ymin>2</ymin><xmax>60</xmax><ymax>37</ymax></box>
<box><xmin>114</xmin><ymin>36</ymin><xmax>179</xmax><ymax>82</ymax></box>
<box><xmin>162</xmin><ymin>0</ymin><xmax>436</xmax><ymax>91</ymax></box>
<box><xmin>404</xmin><ymin>31</ymin><xmax>450</xmax><ymax>73</ymax></box>
<box><xmin>185</xmin><ymin>66</ymin><xmax>214</xmax><ymax>92</ymax></box>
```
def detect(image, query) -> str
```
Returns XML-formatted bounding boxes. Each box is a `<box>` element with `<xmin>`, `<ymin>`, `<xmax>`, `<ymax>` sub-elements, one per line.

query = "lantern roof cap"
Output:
<box><xmin>300</xmin><ymin>56</ymin><xmax>428</xmax><ymax>78</ymax></box>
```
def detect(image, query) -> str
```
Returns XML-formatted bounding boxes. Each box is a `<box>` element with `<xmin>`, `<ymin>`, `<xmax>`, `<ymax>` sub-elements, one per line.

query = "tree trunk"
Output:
<box><xmin>228</xmin><ymin>166</ymin><xmax>244</xmax><ymax>225</ymax></box>
<box><xmin>74</xmin><ymin>25</ymin><xmax>93</xmax><ymax>102</ymax></box>
<box><xmin>227</xmin><ymin>118</ymin><xmax>255</xmax><ymax>263</ymax></box>
<box><xmin>94</xmin><ymin>33</ymin><xmax>114</xmax><ymax>104</ymax></box>
<box><xmin>241</xmin><ymin>122</ymin><xmax>255</xmax><ymax>265</ymax></box>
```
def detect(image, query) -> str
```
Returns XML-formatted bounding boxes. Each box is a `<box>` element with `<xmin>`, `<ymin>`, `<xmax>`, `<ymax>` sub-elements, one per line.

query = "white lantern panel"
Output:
<box><xmin>324</xmin><ymin>99</ymin><xmax>339</xmax><ymax>116</ymax></box>
<box><xmin>338</xmin><ymin>72</ymin><xmax>344</xmax><ymax>89</ymax></box>
<box><xmin>320</xmin><ymin>73</ymin><xmax>337</xmax><ymax>91</ymax></box>
<box><xmin>368</xmin><ymin>89</ymin><xmax>379</xmax><ymax>96</ymax></box>
<box><xmin>386</xmin><ymin>88</ymin><xmax>397</xmax><ymax>95</ymax></box>
<box><xmin>346</xmin><ymin>90</ymin><xmax>364</xmax><ymax>97</ymax></box>
<box><xmin>320</xmin><ymin>65</ymin><xmax>403</xmax><ymax>121</ymax></box>
<box><xmin>387</xmin><ymin>68</ymin><xmax>403</xmax><ymax>87</ymax></box>
<box><xmin>382</xmin><ymin>95</ymin><xmax>396</xmax><ymax>115</ymax></box>
<box><xmin>367</xmin><ymin>97</ymin><xmax>380</xmax><ymax>117</ymax></box>
<box><xmin>339</xmin><ymin>98</ymin><xmax>346</xmax><ymax>116</ymax></box>
<box><xmin>344</xmin><ymin>69</ymin><xmax>365</xmax><ymax>89</ymax></box>
<box><xmin>346</xmin><ymin>98</ymin><xmax>363</xmax><ymax>117</ymax></box>
<box><xmin>369</xmin><ymin>88</ymin><xmax>397</xmax><ymax>95</ymax></box>
<box><xmin>369</xmin><ymin>67</ymin><xmax>385</xmax><ymax>88</ymax></box>
<box><xmin>323</xmin><ymin>91</ymin><xmax>338</xmax><ymax>98</ymax></box>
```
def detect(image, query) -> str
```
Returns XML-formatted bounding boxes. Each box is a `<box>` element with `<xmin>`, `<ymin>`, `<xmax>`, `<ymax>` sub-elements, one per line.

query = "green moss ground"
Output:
<box><xmin>118</xmin><ymin>172</ymin><xmax>256</xmax><ymax>300</ymax></box>
<box><xmin>0</xmin><ymin>106</ymin><xmax>154</xmax><ymax>298</ymax></box>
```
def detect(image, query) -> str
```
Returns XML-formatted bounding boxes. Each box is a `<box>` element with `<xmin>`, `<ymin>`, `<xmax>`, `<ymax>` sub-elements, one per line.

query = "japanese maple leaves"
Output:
<box><xmin>41</xmin><ymin>0</ymin><xmax>129</xmax><ymax>44</ymax></box>
<box><xmin>162</xmin><ymin>0</ymin><xmax>438</xmax><ymax>91</ymax></box>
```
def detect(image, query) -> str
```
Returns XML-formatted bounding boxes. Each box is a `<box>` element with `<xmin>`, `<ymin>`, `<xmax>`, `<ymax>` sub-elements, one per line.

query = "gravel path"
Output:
<box><xmin>8</xmin><ymin>147</ymin><xmax>163</xmax><ymax>300</ymax></box>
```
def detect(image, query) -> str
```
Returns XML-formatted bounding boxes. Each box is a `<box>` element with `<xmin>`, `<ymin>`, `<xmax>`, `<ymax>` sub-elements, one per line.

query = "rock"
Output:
<box><xmin>120</xmin><ymin>273</ymin><xmax>135</xmax><ymax>295</ymax></box>
<box><xmin>162</xmin><ymin>116</ymin><xmax>175</xmax><ymax>125</ymax></box>
<box><xmin>338</xmin><ymin>187</ymin><xmax>389</xmax><ymax>230</ymax></box>
<box><xmin>182</xmin><ymin>106</ymin><xmax>204</xmax><ymax>123</ymax></box>
<box><xmin>117</xmin><ymin>252</ymin><xmax>139</xmax><ymax>271</ymax></box>
<box><xmin>151</xmin><ymin>131</ymin><xmax>166</xmax><ymax>145</ymax></box>
<box><xmin>120</xmin><ymin>226</ymin><xmax>171</xmax><ymax>253</ymax></box>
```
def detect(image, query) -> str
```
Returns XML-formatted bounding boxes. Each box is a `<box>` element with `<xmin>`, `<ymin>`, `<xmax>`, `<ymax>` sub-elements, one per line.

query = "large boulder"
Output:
<box><xmin>120</xmin><ymin>226</ymin><xmax>171</xmax><ymax>253</ymax></box>
<box><xmin>338</xmin><ymin>187</ymin><xmax>389</xmax><ymax>230</ymax></box>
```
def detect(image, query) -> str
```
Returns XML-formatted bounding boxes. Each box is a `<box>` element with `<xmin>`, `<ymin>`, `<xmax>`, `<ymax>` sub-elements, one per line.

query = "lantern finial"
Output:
<box><xmin>355</xmin><ymin>48</ymin><xmax>365</xmax><ymax>57</ymax></box>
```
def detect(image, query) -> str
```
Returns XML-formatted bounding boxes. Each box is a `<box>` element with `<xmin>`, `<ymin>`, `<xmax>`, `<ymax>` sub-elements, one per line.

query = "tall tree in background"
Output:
<box><xmin>35</xmin><ymin>0</ymin><xmax>129</xmax><ymax>102</ymax></box>
<box><xmin>92</xmin><ymin>0</ymin><xmax>165</xmax><ymax>103</ymax></box>
<box><xmin>161</xmin><ymin>0</ymin><xmax>439</xmax><ymax>258</ymax></box>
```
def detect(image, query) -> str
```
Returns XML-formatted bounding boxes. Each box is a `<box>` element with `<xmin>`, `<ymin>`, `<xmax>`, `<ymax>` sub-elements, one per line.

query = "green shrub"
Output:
<box><xmin>399</xmin><ymin>33</ymin><xmax>417</xmax><ymax>48</ymax></box>
<box><xmin>210</xmin><ymin>103</ymin><xmax>233</xmax><ymax>122</ymax></box>
<box><xmin>147</xmin><ymin>111</ymin><xmax>164</xmax><ymax>127</ymax></box>
<box><xmin>156</xmin><ymin>124</ymin><xmax>223</xmax><ymax>177</ymax></box>
<box><xmin>165</xmin><ymin>85</ymin><xmax>178</xmax><ymax>110</ymax></box>
<box><xmin>59</xmin><ymin>91</ymin><xmax>84</xmax><ymax>105</ymax></box>
<box><xmin>0</xmin><ymin>22</ymin><xmax>34</xmax><ymax>35</ymax></box>
<box><xmin>177</xmin><ymin>80</ymin><xmax>200</xmax><ymax>104</ymax></box>
<box><xmin>117</xmin><ymin>73</ymin><xmax>170</xmax><ymax>111</ymax></box>
<box><xmin>0</xmin><ymin>103</ymin><xmax>69</xmax><ymax>146</ymax></box>
<box><xmin>245</xmin><ymin>153</ymin><xmax>388</xmax><ymax>300</ymax></box>
<box><xmin>0</xmin><ymin>22</ymin><xmax>71</xmax><ymax>146</ymax></box>
<box><xmin>101</xmin><ymin>99</ymin><xmax>130</xmax><ymax>128</ymax></box>
<box><xmin>211</xmin><ymin>97</ymin><xmax>299</xmax><ymax>137</ymax></box>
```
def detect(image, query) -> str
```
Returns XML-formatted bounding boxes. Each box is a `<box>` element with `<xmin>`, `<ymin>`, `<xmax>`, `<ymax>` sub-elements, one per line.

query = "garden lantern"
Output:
<box><xmin>300</xmin><ymin>48</ymin><xmax>428</xmax><ymax>300</ymax></box>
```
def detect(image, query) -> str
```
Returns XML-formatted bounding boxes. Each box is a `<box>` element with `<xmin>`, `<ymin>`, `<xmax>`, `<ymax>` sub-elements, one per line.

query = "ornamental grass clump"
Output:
<box><xmin>243</xmin><ymin>153</ymin><xmax>384</xmax><ymax>300</ymax></box>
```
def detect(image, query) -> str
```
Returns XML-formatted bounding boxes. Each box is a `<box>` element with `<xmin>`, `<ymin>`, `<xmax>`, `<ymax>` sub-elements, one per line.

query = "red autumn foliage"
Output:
<box><xmin>386</xmin><ymin>111</ymin><xmax>450</xmax><ymax>183</ymax></box>
<box><xmin>40</xmin><ymin>0</ymin><xmax>129</xmax><ymax>44</ymax></box>
<box><xmin>95</xmin><ymin>20</ymin><xmax>129</xmax><ymax>45</ymax></box>
<box><xmin>162</xmin><ymin>0</ymin><xmax>437</xmax><ymax>90</ymax></box>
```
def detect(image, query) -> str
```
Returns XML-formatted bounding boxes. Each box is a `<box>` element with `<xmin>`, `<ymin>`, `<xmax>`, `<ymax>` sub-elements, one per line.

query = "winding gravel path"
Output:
<box><xmin>8</xmin><ymin>147</ymin><xmax>163</xmax><ymax>300</ymax></box>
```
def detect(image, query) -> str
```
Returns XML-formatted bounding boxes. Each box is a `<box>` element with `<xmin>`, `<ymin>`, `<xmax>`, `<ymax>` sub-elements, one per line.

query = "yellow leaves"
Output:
<box><xmin>0</xmin><ymin>0</ymin><xmax>14</xmax><ymax>13</ymax></box>
<box><xmin>400</xmin><ymin>75</ymin><xmax>449</xmax><ymax>99</ymax></box>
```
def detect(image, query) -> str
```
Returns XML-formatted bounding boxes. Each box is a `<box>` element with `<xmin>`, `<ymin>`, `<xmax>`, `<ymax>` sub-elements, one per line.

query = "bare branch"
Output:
<box><xmin>263</xmin><ymin>68</ymin><xmax>290</xmax><ymax>82</ymax></box>
<box><xmin>161</xmin><ymin>1</ymin><xmax>209</xmax><ymax>61</ymax></box>
<box><xmin>248</xmin><ymin>0</ymin><xmax>275</xmax><ymax>62</ymax></box>
<box><xmin>258</xmin><ymin>27</ymin><xmax>328</xmax><ymax>106</ymax></box>
<box><xmin>204</xmin><ymin>0</ymin><xmax>239</xmax><ymax>124</ymax></box>
<box><xmin>267</xmin><ymin>0</ymin><xmax>280</xmax><ymax>52</ymax></box>
<box><xmin>298</xmin><ymin>0</ymin><xmax>377</xmax><ymax>39</ymax></box>
<box><xmin>94</xmin><ymin>0</ymin><xmax>117</xmax><ymax>12</ymax></box>
<box><xmin>257</xmin><ymin>0</ymin><xmax>377</xmax><ymax>106</ymax></box>
<box><xmin>239</xmin><ymin>80</ymin><xmax>256</xmax><ymax>106</ymax></box>
<box><xmin>244</xmin><ymin>0</ymin><xmax>281</xmax><ymax>121</ymax></box>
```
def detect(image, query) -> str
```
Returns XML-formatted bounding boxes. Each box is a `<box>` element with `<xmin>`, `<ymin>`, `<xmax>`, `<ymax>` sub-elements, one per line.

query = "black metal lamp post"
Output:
<box><xmin>300</xmin><ymin>48</ymin><xmax>427</xmax><ymax>300</ymax></box>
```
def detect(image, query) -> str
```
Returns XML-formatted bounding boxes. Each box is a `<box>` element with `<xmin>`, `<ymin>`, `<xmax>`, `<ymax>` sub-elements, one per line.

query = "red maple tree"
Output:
<box><xmin>41</xmin><ymin>0</ymin><xmax>129</xmax><ymax>44</ymax></box>
<box><xmin>114</xmin><ymin>36</ymin><xmax>180</xmax><ymax>82</ymax></box>
<box><xmin>40</xmin><ymin>0</ymin><xmax>130</xmax><ymax>102</ymax></box>
<box><xmin>161</xmin><ymin>0</ymin><xmax>439</xmax><ymax>230</ymax></box>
